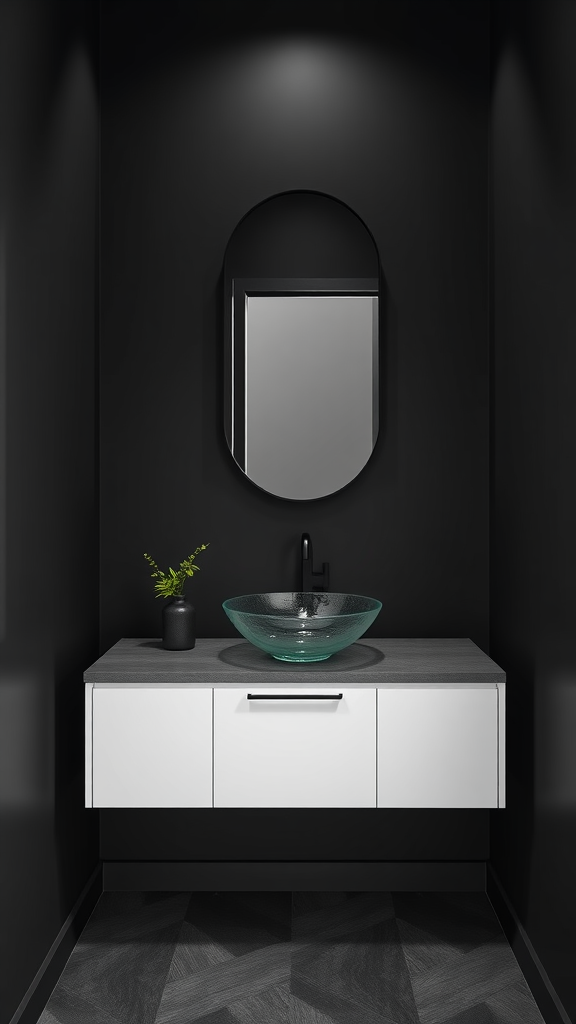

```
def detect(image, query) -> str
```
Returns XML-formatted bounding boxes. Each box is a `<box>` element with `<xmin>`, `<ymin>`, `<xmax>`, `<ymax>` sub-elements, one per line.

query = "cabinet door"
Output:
<box><xmin>214</xmin><ymin>687</ymin><xmax>376</xmax><ymax>808</ymax></box>
<box><xmin>91</xmin><ymin>687</ymin><xmax>212</xmax><ymax>808</ymax></box>
<box><xmin>377</xmin><ymin>687</ymin><xmax>498</xmax><ymax>808</ymax></box>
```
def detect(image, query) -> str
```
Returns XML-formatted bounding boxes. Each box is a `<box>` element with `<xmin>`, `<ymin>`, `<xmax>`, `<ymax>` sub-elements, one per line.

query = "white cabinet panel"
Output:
<box><xmin>377</xmin><ymin>687</ymin><xmax>499</xmax><ymax>808</ymax></box>
<box><xmin>214</xmin><ymin>687</ymin><xmax>376</xmax><ymax>808</ymax></box>
<box><xmin>91</xmin><ymin>687</ymin><xmax>212</xmax><ymax>808</ymax></box>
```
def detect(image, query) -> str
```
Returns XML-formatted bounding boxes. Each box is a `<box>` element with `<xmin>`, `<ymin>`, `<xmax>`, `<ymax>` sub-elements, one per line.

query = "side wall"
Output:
<box><xmin>0</xmin><ymin>3</ymin><xmax>100</xmax><ymax>1021</ymax></box>
<box><xmin>491</xmin><ymin>1</ymin><xmax>576</xmax><ymax>1020</ymax></box>
<box><xmin>99</xmin><ymin>1</ymin><xmax>491</xmax><ymax>865</ymax></box>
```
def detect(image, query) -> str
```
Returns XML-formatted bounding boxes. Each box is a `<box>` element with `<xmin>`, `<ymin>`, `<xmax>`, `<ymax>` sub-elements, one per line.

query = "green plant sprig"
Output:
<box><xmin>143</xmin><ymin>544</ymin><xmax>209</xmax><ymax>599</ymax></box>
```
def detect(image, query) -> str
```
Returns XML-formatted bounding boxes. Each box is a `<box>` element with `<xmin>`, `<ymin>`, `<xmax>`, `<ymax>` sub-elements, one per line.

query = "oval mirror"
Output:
<box><xmin>223</xmin><ymin>191</ymin><xmax>380</xmax><ymax>500</ymax></box>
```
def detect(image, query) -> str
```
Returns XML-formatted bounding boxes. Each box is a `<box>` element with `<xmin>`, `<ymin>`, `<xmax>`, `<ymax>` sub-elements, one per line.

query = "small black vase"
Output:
<box><xmin>162</xmin><ymin>595</ymin><xmax>196</xmax><ymax>650</ymax></box>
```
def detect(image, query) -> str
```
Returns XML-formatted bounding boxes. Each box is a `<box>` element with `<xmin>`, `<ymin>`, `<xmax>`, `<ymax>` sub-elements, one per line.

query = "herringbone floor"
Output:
<box><xmin>36</xmin><ymin>891</ymin><xmax>545</xmax><ymax>1024</ymax></box>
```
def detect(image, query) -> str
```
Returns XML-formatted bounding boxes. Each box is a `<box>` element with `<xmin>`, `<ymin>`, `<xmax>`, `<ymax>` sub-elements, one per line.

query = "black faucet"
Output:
<box><xmin>301</xmin><ymin>533</ymin><xmax>330</xmax><ymax>592</ymax></box>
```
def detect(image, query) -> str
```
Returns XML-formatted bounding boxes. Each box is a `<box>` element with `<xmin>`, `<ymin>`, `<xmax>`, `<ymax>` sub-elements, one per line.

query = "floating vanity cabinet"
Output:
<box><xmin>213</xmin><ymin>688</ymin><xmax>376</xmax><ymax>808</ymax></box>
<box><xmin>87</xmin><ymin>686</ymin><xmax>212</xmax><ymax>808</ymax></box>
<box><xmin>84</xmin><ymin>637</ymin><xmax>505</xmax><ymax>809</ymax></box>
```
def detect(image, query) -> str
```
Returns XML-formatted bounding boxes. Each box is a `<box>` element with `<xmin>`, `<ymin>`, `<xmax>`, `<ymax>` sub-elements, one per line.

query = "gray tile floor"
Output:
<box><xmin>37</xmin><ymin>891</ymin><xmax>546</xmax><ymax>1024</ymax></box>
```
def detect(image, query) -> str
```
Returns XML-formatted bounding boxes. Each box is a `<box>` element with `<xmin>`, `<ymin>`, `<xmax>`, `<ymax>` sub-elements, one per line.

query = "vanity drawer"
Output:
<box><xmin>213</xmin><ymin>687</ymin><xmax>376</xmax><ymax>808</ymax></box>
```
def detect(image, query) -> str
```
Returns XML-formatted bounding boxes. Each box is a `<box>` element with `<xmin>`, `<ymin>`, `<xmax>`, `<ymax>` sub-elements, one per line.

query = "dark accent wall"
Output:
<box><xmin>0</xmin><ymin>2</ymin><xmax>99</xmax><ymax>1021</ymax></box>
<box><xmin>490</xmin><ymin>1</ymin><xmax>576</xmax><ymax>1020</ymax></box>
<box><xmin>100</xmin><ymin>0</ymin><xmax>489</xmax><ymax>651</ymax></box>
<box><xmin>99</xmin><ymin>2</ymin><xmax>491</xmax><ymax>863</ymax></box>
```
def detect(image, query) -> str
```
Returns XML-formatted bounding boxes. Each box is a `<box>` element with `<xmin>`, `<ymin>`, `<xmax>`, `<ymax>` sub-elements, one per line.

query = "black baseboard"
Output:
<box><xmin>9</xmin><ymin>863</ymin><xmax>102</xmax><ymax>1024</ymax></box>
<box><xmin>487</xmin><ymin>864</ymin><xmax>572</xmax><ymax>1024</ymax></box>
<box><xmin>103</xmin><ymin>860</ymin><xmax>486</xmax><ymax>891</ymax></box>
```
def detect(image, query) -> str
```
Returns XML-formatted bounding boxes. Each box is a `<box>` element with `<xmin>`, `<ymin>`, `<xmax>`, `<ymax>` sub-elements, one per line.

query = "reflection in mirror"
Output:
<box><xmin>230</xmin><ymin>279</ymin><xmax>378</xmax><ymax>500</ymax></box>
<box><xmin>223</xmin><ymin>191</ymin><xmax>381</xmax><ymax>500</ymax></box>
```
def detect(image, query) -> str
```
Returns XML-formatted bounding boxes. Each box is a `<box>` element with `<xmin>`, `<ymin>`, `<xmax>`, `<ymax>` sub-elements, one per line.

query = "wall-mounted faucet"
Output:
<box><xmin>301</xmin><ymin>533</ymin><xmax>330</xmax><ymax>592</ymax></box>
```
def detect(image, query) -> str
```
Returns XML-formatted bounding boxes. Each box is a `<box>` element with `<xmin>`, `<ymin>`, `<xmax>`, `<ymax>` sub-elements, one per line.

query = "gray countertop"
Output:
<box><xmin>84</xmin><ymin>638</ymin><xmax>506</xmax><ymax>687</ymax></box>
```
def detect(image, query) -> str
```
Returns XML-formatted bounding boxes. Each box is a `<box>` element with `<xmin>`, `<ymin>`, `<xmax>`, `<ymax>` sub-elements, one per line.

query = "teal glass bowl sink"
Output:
<box><xmin>222</xmin><ymin>592</ymin><xmax>382</xmax><ymax>662</ymax></box>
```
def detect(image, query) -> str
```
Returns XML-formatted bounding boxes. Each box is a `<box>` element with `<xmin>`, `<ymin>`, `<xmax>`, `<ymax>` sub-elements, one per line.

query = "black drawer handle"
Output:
<box><xmin>247</xmin><ymin>693</ymin><xmax>343</xmax><ymax>700</ymax></box>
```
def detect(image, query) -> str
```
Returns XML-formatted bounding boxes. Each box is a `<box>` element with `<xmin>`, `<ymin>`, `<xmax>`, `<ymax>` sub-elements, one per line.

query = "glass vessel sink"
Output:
<box><xmin>222</xmin><ymin>592</ymin><xmax>382</xmax><ymax>663</ymax></box>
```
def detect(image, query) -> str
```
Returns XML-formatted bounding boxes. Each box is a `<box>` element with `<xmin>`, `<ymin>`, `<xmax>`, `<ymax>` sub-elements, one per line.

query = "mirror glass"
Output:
<box><xmin>224</xmin><ymin>192</ymin><xmax>380</xmax><ymax>500</ymax></box>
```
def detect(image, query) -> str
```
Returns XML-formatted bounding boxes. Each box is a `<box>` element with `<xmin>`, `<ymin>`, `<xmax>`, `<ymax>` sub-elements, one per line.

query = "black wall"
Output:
<box><xmin>99</xmin><ymin>1</ymin><xmax>491</xmax><ymax>864</ymax></box>
<box><xmin>491</xmin><ymin>1</ymin><xmax>576</xmax><ymax>1019</ymax></box>
<box><xmin>0</xmin><ymin>2</ymin><xmax>99</xmax><ymax>1022</ymax></box>
<box><xmin>100</xmin><ymin>0</ymin><xmax>490</xmax><ymax>650</ymax></box>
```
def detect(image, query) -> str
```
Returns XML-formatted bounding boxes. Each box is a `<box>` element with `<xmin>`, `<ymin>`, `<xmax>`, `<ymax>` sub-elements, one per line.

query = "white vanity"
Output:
<box><xmin>85</xmin><ymin>637</ymin><xmax>505</xmax><ymax>810</ymax></box>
